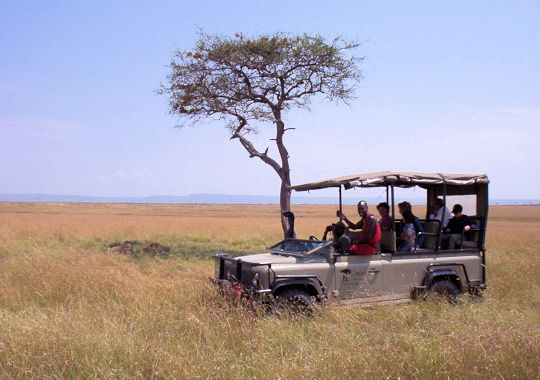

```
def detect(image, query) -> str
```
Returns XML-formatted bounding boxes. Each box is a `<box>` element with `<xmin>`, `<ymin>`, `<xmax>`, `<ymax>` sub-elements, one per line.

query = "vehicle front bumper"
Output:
<box><xmin>209</xmin><ymin>277</ymin><xmax>272</xmax><ymax>299</ymax></box>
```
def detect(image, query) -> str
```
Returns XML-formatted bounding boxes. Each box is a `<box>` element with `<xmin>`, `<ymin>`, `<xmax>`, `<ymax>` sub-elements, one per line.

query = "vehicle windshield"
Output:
<box><xmin>266</xmin><ymin>239</ymin><xmax>331</xmax><ymax>255</ymax></box>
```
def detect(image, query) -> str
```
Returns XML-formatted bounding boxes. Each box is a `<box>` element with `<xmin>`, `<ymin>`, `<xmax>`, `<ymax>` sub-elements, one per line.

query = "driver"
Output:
<box><xmin>322</xmin><ymin>222</ymin><xmax>351</xmax><ymax>254</ymax></box>
<box><xmin>338</xmin><ymin>200</ymin><xmax>381</xmax><ymax>255</ymax></box>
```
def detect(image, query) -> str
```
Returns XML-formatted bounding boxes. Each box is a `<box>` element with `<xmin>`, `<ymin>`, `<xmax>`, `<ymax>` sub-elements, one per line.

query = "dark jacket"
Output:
<box><xmin>446</xmin><ymin>214</ymin><xmax>477</xmax><ymax>234</ymax></box>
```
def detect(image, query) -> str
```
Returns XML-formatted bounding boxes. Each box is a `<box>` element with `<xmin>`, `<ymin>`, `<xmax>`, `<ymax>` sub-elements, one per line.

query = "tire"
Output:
<box><xmin>274</xmin><ymin>288</ymin><xmax>317</xmax><ymax>315</ymax></box>
<box><xmin>427</xmin><ymin>279</ymin><xmax>460</xmax><ymax>304</ymax></box>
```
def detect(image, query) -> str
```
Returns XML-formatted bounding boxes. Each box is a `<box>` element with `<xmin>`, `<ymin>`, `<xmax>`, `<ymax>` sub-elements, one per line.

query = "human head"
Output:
<box><xmin>377</xmin><ymin>202</ymin><xmax>390</xmax><ymax>217</ymax></box>
<box><xmin>398</xmin><ymin>201</ymin><xmax>411</xmax><ymax>215</ymax></box>
<box><xmin>332</xmin><ymin>222</ymin><xmax>346</xmax><ymax>238</ymax></box>
<box><xmin>452</xmin><ymin>204</ymin><xmax>463</xmax><ymax>216</ymax></box>
<box><xmin>402</xmin><ymin>210</ymin><xmax>416</xmax><ymax>224</ymax></box>
<box><xmin>357</xmin><ymin>200</ymin><xmax>368</xmax><ymax>217</ymax></box>
<box><xmin>432</xmin><ymin>198</ymin><xmax>444</xmax><ymax>211</ymax></box>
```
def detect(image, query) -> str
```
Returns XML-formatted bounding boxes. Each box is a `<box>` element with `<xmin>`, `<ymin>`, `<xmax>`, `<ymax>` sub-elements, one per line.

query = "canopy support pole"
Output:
<box><xmin>438</xmin><ymin>176</ymin><xmax>447</xmax><ymax>252</ymax></box>
<box><xmin>390</xmin><ymin>184</ymin><xmax>395</xmax><ymax>221</ymax></box>
<box><xmin>338</xmin><ymin>185</ymin><xmax>343</xmax><ymax>220</ymax></box>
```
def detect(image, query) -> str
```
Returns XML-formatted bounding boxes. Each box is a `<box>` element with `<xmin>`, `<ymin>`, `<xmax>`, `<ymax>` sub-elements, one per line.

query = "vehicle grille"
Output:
<box><xmin>223</xmin><ymin>259</ymin><xmax>238</xmax><ymax>281</ymax></box>
<box><xmin>221</xmin><ymin>259</ymin><xmax>268</xmax><ymax>289</ymax></box>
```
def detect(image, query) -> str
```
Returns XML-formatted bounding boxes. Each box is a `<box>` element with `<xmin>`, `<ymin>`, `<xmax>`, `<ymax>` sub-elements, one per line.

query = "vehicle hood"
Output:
<box><xmin>236</xmin><ymin>253</ymin><xmax>326</xmax><ymax>265</ymax></box>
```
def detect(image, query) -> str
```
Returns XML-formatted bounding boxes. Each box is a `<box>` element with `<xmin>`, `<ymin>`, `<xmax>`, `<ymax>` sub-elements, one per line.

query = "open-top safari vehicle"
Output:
<box><xmin>211</xmin><ymin>171</ymin><xmax>488</xmax><ymax>310</ymax></box>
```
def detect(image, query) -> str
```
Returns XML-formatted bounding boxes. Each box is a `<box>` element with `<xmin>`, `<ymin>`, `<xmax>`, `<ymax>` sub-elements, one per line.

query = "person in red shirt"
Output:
<box><xmin>337</xmin><ymin>200</ymin><xmax>381</xmax><ymax>255</ymax></box>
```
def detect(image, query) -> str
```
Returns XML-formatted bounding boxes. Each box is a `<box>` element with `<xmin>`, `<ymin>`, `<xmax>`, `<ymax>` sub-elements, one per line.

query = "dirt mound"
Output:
<box><xmin>106</xmin><ymin>241</ymin><xmax>170</xmax><ymax>256</ymax></box>
<box><xmin>107</xmin><ymin>241</ymin><xmax>135</xmax><ymax>255</ymax></box>
<box><xmin>143</xmin><ymin>242</ymin><xmax>166</xmax><ymax>256</ymax></box>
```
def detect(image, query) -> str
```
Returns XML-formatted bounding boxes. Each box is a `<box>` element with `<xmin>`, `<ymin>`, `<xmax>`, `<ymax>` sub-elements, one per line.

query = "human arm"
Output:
<box><xmin>337</xmin><ymin>210</ymin><xmax>362</xmax><ymax>229</ymax></box>
<box><xmin>463</xmin><ymin>215</ymin><xmax>477</xmax><ymax>232</ymax></box>
<box><xmin>322</xmin><ymin>224</ymin><xmax>333</xmax><ymax>241</ymax></box>
<box><xmin>413</xmin><ymin>217</ymin><xmax>424</xmax><ymax>234</ymax></box>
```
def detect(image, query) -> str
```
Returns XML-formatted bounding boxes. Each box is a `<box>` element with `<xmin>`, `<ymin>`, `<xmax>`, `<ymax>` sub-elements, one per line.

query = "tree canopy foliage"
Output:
<box><xmin>160</xmin><ymin>31</ymin><xmax>362</xmax><ymax>236</ymax></box>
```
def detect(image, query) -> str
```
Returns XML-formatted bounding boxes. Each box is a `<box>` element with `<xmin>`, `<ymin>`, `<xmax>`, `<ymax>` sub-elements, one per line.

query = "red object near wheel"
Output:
<box><xmin>233</xmin><ymin>284</ymin><xmax>243</xmax><ymax>298</ymax></box>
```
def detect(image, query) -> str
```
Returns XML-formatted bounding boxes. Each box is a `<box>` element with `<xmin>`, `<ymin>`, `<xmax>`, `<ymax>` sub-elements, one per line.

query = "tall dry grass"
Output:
<box><xmin>0</xmin><ymin>202</ymin><xmax>538</xmax><ymax>379</ymax></box>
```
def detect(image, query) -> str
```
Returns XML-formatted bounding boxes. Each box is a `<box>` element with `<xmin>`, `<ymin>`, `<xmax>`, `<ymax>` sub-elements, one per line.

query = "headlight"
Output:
<box><xmin>252</xmin><ymin>272</ymin><xmax>260</xmax><ymax>288</ymax></box>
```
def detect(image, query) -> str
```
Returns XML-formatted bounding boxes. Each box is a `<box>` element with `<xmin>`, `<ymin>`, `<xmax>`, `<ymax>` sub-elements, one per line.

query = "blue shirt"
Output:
<box><xmin>413</xmin><ymin>216</ymin><xmax>425</xmax><ymax>246</ymax></box>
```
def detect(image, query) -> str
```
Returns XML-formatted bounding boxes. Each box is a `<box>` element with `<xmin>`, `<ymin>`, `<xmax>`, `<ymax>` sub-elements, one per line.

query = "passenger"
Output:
<box><xmin>337</xmin><ymin>200</ymin><xmax>381</xmax><ymax>255</ymax></box>
<box><xmin>398</xmin><ymin>201</ymin><xmax>425</xmax><ymax>247</ymax></box>
<box><xmin>441</xmin><ymin>204</ymin><xmax>478</xmax><ymax>249</ymax></box>
<box><xmin>396</xmin><ymin>211</ymin><xmax>416</xmax><ymax>252</ymax></box>
<box><xmin>376</xmin><ymin>202</ymin><xmax>393</xmax><ymax>230</ymax></box>
<box><xmin>429</xmin><ymin>198</ymin><xmax>452</xmax><ymax>228</ymax></box>
<box><xmin>322</xmin><ymin>222</ymin><xmax>351</xmax><ymax>254</ymax></box>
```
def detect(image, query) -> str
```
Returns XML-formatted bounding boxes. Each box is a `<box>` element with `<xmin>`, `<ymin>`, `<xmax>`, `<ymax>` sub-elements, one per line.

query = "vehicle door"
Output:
<box><xmin>334</xmin><ymin>254</ymin><xmax>383</xmax><ymax>299</ymax></box>
<box><xmin>381</xmin><ymin>252</ymin><xmax>435</xmax><ymax>296</ymax></box>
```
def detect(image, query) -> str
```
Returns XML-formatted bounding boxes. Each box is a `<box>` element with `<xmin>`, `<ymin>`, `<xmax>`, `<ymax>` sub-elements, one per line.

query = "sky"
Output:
<box><xmin>1</xmin><ymin>1</ymin><xmax>539</xmax><ymax>200</ymax></box>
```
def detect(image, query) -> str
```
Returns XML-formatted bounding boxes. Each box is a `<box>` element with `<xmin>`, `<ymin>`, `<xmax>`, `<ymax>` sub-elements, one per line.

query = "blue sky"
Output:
<box><xmin>1</xmin><ymin>1</ymin><xmax>539</xmax><ymax>199</ymax></box>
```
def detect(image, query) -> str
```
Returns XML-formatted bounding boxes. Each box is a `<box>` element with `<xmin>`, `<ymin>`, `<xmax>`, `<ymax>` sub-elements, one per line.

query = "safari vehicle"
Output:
<box><xmin>211</xmin><ymin>171</ymin><xmax>488</xmax><ymax>309</ymax></box>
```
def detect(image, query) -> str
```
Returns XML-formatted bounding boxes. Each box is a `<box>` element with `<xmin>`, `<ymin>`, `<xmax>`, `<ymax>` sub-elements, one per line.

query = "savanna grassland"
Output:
<box><xmin>0</xmin><ymin>202</ymin><xmax>538</xmax><ymax>379</ymax></box>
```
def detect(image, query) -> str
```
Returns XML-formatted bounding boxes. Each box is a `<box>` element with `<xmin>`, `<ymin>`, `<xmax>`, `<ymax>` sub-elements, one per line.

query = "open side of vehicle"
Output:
<box><xmin>211</xmin><ymin>171</ymin><xmax>488</xmax><ymax>309</ymax></box>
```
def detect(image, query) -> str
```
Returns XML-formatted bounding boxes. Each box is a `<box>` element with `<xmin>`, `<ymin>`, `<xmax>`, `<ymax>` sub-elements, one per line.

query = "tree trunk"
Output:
<box><xmin>280</xmin><ymin>180</ymin><xmax>295</xmax><ymax>239</ymax></box>
<box><xmin>232</xmin><ymin>117</ymin><xmax>296</xmax><ymax>239</ymax></box>
<box><xmin>275</xmin><ymin>117</ymin><xmax>295</xmax><ymax>239</ymax></box>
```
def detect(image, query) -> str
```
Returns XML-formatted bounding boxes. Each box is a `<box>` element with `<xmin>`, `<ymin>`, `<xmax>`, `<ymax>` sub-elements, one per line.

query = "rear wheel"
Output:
<box><xmin>427</xmin><ymin>279</ymin><xmax>460</xmax><ymax>304</ymax></box>
<box><xmin>275</xmin><ymin>288</ymin><xmax>316</xmax><ymax>315</ymax></box>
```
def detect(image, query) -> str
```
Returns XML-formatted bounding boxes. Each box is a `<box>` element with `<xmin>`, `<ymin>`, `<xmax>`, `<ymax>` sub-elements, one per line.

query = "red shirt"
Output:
<box><xmin>349</xmin><ymin>213</ymin><xmax>382</xmax><ymax>255</ymax></box>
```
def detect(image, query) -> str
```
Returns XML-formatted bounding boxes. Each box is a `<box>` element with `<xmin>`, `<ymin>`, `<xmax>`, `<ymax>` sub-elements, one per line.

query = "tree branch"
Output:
<box><xmin>231</xmin><ymin>129</ymin><xmax>283</xmax><ymax>178</ymax></box>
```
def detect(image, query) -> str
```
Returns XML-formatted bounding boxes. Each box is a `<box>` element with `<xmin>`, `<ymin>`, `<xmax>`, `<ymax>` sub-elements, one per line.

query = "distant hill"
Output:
<box><xmin>0</xmin><ymin>193</ymin><xmax>538</xmax><ymax>205</ymax></box>
<box><xmin>0</xmin><ymin>193</ymin><xmax>381</xmax><ymax>205</ymax></box>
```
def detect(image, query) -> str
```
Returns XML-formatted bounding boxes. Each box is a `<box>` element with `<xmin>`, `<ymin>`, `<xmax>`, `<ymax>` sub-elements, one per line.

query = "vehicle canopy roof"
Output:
<box><xmin>290</xmin><ymin>171</ymin><xmax>490</xmax><ymax>219</ymax></box>
<box><xmin>290</xmin><ymin>171</ymin><xmax>489</xmax><ymax>192</ymax></box>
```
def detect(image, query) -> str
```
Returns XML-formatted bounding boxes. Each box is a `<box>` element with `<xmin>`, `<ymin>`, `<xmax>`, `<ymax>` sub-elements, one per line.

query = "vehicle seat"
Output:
<box><xmin>413</xmin><ymin>219</ymin><xmax>441</xmax><ymax>253</ymax></box>
<box><xmin>421</xmin><ymin>220</ymin><xmax>440</xmax><ymax>250</ymax></box>
<box><xmin>456</xmin><ymin>217</ymin><xmax>483</xmax><ymax>249</ymax></box>
<box><xmin>347</xmin><ymin>228</ymin><xmax>395</xmax><ymax>253</ymax></box>
<box><xmin>379</xmin><ymin>228</ymin><xmax>395</xmax><ymax>253</ymax></box>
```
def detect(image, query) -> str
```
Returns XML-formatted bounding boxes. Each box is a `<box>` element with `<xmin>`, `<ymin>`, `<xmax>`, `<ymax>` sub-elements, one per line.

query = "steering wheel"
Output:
<box><xmin>309</xmin><ymin>235</ymin><xmax>319</xmax><ymax>241</ymax></box>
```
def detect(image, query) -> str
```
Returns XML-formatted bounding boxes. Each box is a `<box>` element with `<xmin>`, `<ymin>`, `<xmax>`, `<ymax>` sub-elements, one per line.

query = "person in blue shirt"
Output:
<box><xmin>398</xmin><ymin>201</ymin><xmax>425</xmax><ymax>248</ymax></box>
<box><xmin>397</xmin><ymin>211</ymin><xmax>416</xmax><ymax>252</ymax></box>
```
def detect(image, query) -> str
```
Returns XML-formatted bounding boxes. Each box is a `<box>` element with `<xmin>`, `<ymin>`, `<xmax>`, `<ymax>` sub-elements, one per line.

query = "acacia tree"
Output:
<box><xmin>159</xmin><ymin>31</ymin><xmax>362</xmax><ymax>237</ymax></box>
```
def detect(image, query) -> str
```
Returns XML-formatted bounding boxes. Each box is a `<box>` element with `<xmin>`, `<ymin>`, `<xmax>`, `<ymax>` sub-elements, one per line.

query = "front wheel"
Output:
<box><xmin>275</xmin><ymin>288</ymin><xmax>317</xmax><ymax>315</ymax></box>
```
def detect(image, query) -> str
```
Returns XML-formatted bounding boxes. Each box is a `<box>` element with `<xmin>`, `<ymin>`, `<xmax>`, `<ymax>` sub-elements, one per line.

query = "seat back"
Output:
<box><xmin>421</xmin><ymin>220</ymin><xmax>441</xmax><ymax>250</ymax></box>
<box><xmin>460</xmin><ymin>217</ymin><xmax>483</xmax><ymax>248</ymax></box>
<box><xmin>347</xmin><ymin>229</ymin><xmax>395</xmax><ymax>253</ymax></box>
<box><xmin>380</xmin><ymin>228</ymin><xmax>396</xmax><ymax>253</ymax></box>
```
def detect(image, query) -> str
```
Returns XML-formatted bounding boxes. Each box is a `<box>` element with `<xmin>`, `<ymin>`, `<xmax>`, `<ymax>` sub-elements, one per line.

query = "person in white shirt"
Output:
<box><xmin>429</xmin><ymin>198</ymin><xmax>452</xmax><ymax>228</ymax></box>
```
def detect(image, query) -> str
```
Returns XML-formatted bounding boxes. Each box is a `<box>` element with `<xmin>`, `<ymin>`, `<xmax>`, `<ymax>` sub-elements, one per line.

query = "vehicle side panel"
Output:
<box><xmin>271</xmin><ymin>262</ymin><xmax>333</xmax><ymax>295</ymax></box>
<box><xmin>334</xmin><ymin>255</ymin><xmax>383</xmax><ymax>299</ymax></box>
<box><xmin>382</xmin><ymin>251</ymin><xmax>482</xmax><ymax>295</ymax></box>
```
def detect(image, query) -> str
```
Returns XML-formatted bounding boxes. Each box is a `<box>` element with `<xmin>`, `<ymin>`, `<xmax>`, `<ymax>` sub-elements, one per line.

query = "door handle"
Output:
<box><xmin>340</xmin><ymin>269</ymin><xmax>351</xmax><ymax>274</ymax></box>
<box><xmin>368</xmin><ymin>269</ymin><xmax>380</xmax><ymax>274</ymax></box>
